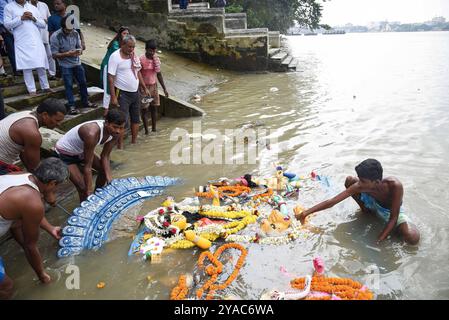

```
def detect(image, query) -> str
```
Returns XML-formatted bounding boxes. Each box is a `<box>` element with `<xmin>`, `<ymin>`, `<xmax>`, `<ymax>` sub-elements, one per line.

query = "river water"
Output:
<box><xmin>1</xmin><ymin>31</ymin><xmax>448</xmax><ymax>300</ymax></box>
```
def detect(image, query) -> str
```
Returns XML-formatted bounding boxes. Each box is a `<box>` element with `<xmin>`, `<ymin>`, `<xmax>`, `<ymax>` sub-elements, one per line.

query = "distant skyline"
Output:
<box><xmin>321</xmin><ymin>0</ymin><xmax>449</xmax><ymax>26</ymax></box>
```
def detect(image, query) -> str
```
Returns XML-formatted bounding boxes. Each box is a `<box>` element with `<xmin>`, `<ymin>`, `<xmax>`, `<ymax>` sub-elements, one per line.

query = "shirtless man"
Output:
<box><xmin>0</xmin><ymin>98</ymin><xmax>66</xmax><ymax>175</ymax></box>
<box><xmin>0</xmin><ymin>157</ymin><xmax>69</xmax><ymax>298</ymax></box>
<box><xmin>295</xmin><ymin>159</ymin><xmax>420</xmax><ymax>245</ymax></box>
<box><xmin>55</xmin><ymin>109</ymin><xmax>126</xmax><ymax>202</ymax></box>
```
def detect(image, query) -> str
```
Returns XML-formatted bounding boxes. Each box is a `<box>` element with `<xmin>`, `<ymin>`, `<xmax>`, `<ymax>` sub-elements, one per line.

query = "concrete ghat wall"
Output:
<box><xmin>225</xmin><ymin>13</ymin><xmax>248</xmax><ymax>30</ymax></box>
<box><xmin>167</xmin><ymin>21</ymin><xmax>268</xmax><ymax>71</ymax></box>
<box><xmin>42</xmin><ymin>0</ymin><xmax>270</xmax><ymax>71</ymax></box>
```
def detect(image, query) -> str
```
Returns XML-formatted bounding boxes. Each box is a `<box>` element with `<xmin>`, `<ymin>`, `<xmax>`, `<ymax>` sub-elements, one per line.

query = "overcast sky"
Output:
<box><xmin>321</xmin><ymin>0</ymin><xmax>449</xmax><ymax>26</ymax></box>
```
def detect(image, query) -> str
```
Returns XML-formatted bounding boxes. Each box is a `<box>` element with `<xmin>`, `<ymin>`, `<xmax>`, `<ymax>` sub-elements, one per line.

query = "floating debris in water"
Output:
<box><xmin>97</xmin><ymin>282</ymin><xmax>106</xmax><ymax>289</ymax></box>
<box><xmin>270</xmin><ymin>87</ymin><xmax>279</xmax><ymax>93</ymax></box>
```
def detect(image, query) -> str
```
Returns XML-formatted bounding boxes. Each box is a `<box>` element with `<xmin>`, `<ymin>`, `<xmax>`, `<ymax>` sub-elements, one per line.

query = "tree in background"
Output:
<box><xmin>208</xmin><ymin>0</ymin><xmax>329</xmax><ymax>32</ymax></box>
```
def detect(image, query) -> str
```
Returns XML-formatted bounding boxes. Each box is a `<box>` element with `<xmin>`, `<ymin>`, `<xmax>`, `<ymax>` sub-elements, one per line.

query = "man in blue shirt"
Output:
<box><xmin>0</xmin><ymin>0</ymin><xmax>18</xmax><ymax>76</ymax></box>
<box><xmin>51</xmin><ymin>15</ymin><xmax>96</xmax><ymax>115</ymax></box>
<box><xmin>48</xmin><ymin>0</ymin><xmax>85</xmax><ymax>50</ymax></box>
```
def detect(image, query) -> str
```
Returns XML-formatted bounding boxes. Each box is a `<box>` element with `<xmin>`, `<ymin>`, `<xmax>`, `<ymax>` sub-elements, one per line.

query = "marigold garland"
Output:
<box><xmin>253</xmin><ymin>188</ymin><xmax>274</xmax><ymax>201</ymax></box>
<box><xmin>196</xmin><ymin>243</ymin><xmax>248</xmax><ymax>300</ymax></box>
<box><xmin>290</xmin><ymin>276</ymin><xmax>374</xmax><ymax>300</ymax></box>
<box><xmin>170</xmin><ymin>275</ymin><xmax>189</xmax><ymax>300</ymax></box>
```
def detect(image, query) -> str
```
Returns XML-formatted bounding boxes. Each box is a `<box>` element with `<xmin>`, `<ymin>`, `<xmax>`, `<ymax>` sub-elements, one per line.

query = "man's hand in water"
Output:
<box><xmin>39</xmin><ymin>272</ymin><xmax>51</xmax><ymax>284</ymax></box>
<box><xmin>294</xmin><ymin>206</ymin><xmax>307</xmax><ymax>225</ymax></box>
<box><xmin>49</xmin><ymin>226</ymin><xmax>62</xmax><ymax>240</ymax></box>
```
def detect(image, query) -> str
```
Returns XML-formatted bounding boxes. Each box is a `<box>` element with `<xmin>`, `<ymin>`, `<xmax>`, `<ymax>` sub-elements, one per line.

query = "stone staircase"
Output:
<box><xmin>166</xmin><ymin>1</ymin><xmax>297</xmax><ymax>72</ymax></box>
<box><xmin>268</xmin><ymin>47</ymin><xmax>299</xmax><ymax>72</ymax></box>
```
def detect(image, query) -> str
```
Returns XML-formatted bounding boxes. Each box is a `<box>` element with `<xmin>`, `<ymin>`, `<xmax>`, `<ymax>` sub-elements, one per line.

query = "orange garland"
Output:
<box><xmin>253</xmin><ymin>188</ymin><xmax>274</xmax><ymax>201</ymax></box>
<box><xmin>170</xmin><ymin>275</ymin><xmax>189</xmax><ymax>300</ymax></box>
<box><xmin>197</xmin><ymin>243</ymin><xmax>248</xmax><ymax>300</ymax></box>
<box><xmin>291</xmin><ymin>276</ymin><xmax>374</xmax><ymax>300</ymax></box>
<box><xmin>196</xmin><ymin>186</ymin><xmax>251</xmax><ymax>199</ymax></box>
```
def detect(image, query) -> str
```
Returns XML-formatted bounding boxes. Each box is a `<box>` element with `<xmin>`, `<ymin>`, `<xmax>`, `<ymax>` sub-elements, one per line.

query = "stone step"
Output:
<box><xmin>281</xmin><ymin>55</ymin><xmax>293</xmax><ymax>66</ymax></box>
<box><xmin>3</xmin><ymin>79</ymin><xmax>65</xmax><ymax>98</ymax></box>
<box><xmin>4</xmin><ymin>85</ymin><xmax>73</xmax><ymax>110</ymax></box>
<box><xmin>270</xmin><ymin>51</ymin><xmax>288</xmax><ymax>61</ymax></box>
<box><xmin>0</xmin><ymin>75</ymin><xmax>24</xmax><ymax>87</ymax></box>
<box><xmin>171</xmin><ymin>2</ymin><xmax>210</xmax><ymax>10</ymax></box>
<box><xmin>169</xmin><ymin>8</ymin><xmax>224</xmax><ymax>16</ymax></box>
<box><xmin>288</xmin><ymin>58</ymin><xmax>299</xmax><ymax>70</ymax></box>
<box><xmin>268</xmin><ymin>48</ymin><xmax>281</xmax><ymax>57</ymax></box>
<box><xmin>57</xmin><ymin>97</ymin><xmax>104</xmax><ymax>132</ymax></box>
<box><xmin>225</xmin><ymin>28</ymin><xmax>268</xmax><ymax>35</ymax></box>
<box><xmin>16</xmin><ymin>93</ymin><xmax>104</xmax><ymax>133</ymax></box>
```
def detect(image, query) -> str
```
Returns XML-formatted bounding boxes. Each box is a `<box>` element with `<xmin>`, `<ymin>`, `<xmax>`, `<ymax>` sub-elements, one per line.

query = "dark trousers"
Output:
<box><xmin>0</xmin><ymin>28</ymin><xmax>17</xmax><ymax>74</ymax></box>
<box><xmin>61</xmin><ymin>65</ymin><xmax>89</xmax><ymax>107</ymax></box>
<box><xmin>179</xmin><ymin>0</ymin><xmax>188</xmax><ymax>9</ymax></box>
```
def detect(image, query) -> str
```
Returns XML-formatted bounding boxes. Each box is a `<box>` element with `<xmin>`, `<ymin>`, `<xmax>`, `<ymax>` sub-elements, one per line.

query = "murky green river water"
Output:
<box><xmin>2</xmin><ymin>31</ymin><xmax>449</xmax><ymax>300</ymax></box>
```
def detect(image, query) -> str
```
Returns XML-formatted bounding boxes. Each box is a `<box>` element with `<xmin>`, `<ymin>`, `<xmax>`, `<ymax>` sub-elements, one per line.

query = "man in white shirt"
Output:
<box><xmin>108</xmin><ymin>34</ymin><xmax>149</xmax><ymax>149</ymax></box>
<box><xmin>4</xmin><ymin>0</ymin><xmax>52</xmax><ymax>95</ymax></box>
<box><xmin>29</xmin><ymin>0</ymin><xmax>56</xmax><ymax>79</ymax></box>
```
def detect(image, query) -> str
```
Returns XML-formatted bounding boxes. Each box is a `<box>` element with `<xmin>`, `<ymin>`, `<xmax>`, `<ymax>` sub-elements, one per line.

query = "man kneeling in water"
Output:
<box><xmin>295</xmin><ymin>159</ymin><xmax>420</xmax><ymax>245</ymax></box>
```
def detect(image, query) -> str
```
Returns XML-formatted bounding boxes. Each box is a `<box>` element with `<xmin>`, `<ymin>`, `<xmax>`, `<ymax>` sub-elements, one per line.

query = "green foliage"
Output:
<box><xmin>207</xmin><ymin>0</ymin><xmax>326</xmax><ymax>32</ymax></box>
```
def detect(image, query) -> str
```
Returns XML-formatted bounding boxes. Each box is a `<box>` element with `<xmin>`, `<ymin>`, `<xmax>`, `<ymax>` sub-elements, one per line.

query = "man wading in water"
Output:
<box><xmin>295</xmin><ymin>159</ymin><xmax>420</xmax><ymax>245</ymax></box>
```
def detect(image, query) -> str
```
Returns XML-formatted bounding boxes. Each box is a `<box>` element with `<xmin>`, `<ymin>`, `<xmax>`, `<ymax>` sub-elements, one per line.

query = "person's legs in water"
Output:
<box><xmin>396</xmin><ymin>222</ymin><xmax>420</xmax><ymax>245</ymax></box>
<box><xmin>149</xmin><ymin>83</ymin><xmax>160</xmax><ymax>132</ymax></box>
<box><xmin>118</xmin><ymin>92</ymin><xmax>131</xmax><ymax>149</ymax></box>
<box><xmin>345</xmin><ymin>176</ymin><xmax>375</xmax><ymax>214</ymax></box>
<box><xmin>0</xmin><ymin>257</ymin><xmax>14</xmax><ymax>300</ymax></box>
<box><xmin>150</xmin><ymin>105</ymin><xmax>157</xmax><ymax>132</ymax></box>
<box><xmin>140</xmin><ymin>101</ymin><xmax>150</xmax><ymax>135</ymax></box>
<box><xmin>129</xmin><ymin>92</ymin><xmax>141</xmax><ymax>144</ymax></box>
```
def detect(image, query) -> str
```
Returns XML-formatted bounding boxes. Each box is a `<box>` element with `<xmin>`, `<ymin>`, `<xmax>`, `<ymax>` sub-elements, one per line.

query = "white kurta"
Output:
<box><xmin>33</xmin><ymin>1</ymin><xmax>51</xmax><ymax>44</ymax></box>
<box><xmin>4</xmin><ymin>1</ymin><xmax>49</xmax><ymax>70</ymax></box>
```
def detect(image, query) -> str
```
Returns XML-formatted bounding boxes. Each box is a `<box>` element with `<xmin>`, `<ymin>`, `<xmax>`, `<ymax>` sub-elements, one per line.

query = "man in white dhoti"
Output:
<box><xmin>4</xmin><ymin>0</ymin><xmax>52</xmax><ymax>95</ymax></box>
<box><xmin>29</xmin><ymin>0</ymin><xmax>56</xmax><ymax>79</ymax></box>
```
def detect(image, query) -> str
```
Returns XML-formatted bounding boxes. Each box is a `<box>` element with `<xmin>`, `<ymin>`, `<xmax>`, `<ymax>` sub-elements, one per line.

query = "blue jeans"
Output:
<box><xmin>61</xmin><ymin>65</ymin><xmax>89</xmax><ymax>108</ymax></box>
<box><xmin>179</xmin><ymin>0</ymin><xmax>188</xmax><ymax>9</ymax></box>
<box><xmin>0</xmin><ymin>28</ymin><xmax>17</xmax><ymax>74</ymax></box>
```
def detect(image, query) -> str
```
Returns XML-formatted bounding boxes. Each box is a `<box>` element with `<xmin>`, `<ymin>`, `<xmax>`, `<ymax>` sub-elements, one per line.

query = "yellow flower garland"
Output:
<box><xmin>199</xmin><ymin>210</ymin><xmax>252</xmax><ymax>220</ymax></box>
<box><xmin>222</xmin><ymin>215</ymin><xmax>258</xmax><ymax>237</ymax></box>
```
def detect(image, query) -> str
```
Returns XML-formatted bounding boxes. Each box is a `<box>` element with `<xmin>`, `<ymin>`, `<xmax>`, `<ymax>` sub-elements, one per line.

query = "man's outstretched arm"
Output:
<box><xmin>295</xmin><ymin>184</ymin><xmax>360</xmax><ymax>223</ymax></box>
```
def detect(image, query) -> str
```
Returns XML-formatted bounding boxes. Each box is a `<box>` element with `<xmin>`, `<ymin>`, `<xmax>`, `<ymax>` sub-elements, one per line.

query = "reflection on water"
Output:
<box><xmin>2</xmin><ymin>32</ymin><xmax>449</xmax><ymax>300</ymax></box>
